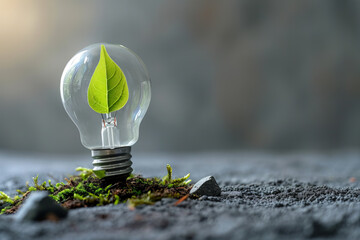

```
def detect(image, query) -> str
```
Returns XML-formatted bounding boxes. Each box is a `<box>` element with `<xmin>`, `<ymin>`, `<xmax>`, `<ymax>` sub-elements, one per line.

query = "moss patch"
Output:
<box><xmin>0</xmin><ymin>164</ymin><xmax>192</xmax><ymax>214</ymax></box>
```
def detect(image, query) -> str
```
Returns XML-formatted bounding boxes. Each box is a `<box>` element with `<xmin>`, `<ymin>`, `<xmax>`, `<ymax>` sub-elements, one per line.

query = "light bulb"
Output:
<box><xmin>60</xmin><ymin>43</ymin><xmax>151</xmax><ymax>179</ymax></box>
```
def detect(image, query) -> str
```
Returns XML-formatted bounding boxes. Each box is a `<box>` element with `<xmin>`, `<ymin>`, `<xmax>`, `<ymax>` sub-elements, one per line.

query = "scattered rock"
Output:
<box><xmin>15</xmin><ymin>191</ymin><xmax>68</xmax><ymax>222</ymax></box>
<box><xmin>190</xmin><ymin>176</ymin><xmax>221</xmax><ymax>196</ymax></box>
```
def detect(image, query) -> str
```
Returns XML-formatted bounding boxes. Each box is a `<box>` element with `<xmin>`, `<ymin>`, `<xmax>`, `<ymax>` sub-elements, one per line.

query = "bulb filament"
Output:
<box><xmin>100</xmin><ymin>113</ymin><xmax>120</xmax><ymax>149</ymax></box>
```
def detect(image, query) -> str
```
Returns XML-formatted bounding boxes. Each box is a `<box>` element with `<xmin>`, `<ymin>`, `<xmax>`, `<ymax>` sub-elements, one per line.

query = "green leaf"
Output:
<box><xmin>87</xmin><ymin>45</ymin><xmax>129</xmax><ymax>114</ymax></box>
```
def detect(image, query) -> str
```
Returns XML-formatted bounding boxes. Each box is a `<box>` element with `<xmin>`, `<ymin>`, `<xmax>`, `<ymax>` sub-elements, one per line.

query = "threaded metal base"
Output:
<box><xmin>91</xmin><ymin>147</ymin><xmax>133</xmax><ymax>179</ymax></box>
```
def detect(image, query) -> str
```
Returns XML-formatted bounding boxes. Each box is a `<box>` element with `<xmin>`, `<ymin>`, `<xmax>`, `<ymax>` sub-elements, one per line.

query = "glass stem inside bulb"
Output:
<box><xmin>101</xmin><ymin>113</ymin><xmax>120</xmax><ymax>149</ymax></box>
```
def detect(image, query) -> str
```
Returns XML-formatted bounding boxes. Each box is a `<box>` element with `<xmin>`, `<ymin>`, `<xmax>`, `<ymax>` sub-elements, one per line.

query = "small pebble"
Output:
<box><xmin>15</xmin><ymin>191</ymin><xmax>68</xmax><ymax>222</ymax></box>
<box><xmin>190</xmin><ymin>176</ymin><xmax>221</xmax><ymax>196</ymax></box>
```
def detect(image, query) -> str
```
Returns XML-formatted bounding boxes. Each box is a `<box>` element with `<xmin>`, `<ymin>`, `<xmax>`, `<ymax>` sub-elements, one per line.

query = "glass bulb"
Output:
<box><xmin>60</xmin><ymin>43</ymin><xmax>151</xmax><ymax>179</ymax></box>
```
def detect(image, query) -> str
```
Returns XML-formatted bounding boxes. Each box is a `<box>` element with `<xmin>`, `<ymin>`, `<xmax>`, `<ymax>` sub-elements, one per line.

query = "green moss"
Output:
<box><xmin>76</xmin><ymin>167</ymin><xmax>96</xmax><ymax>180</ymax></box>
<box><xmin>0</xmin><ymin>191</ymin><xmax>14</xmax><ymax>204</ymax></box>
<box><xmin>0</xmin><ymin>206</ymin><xmax>12</xmax><ymax>214</ymax></box>
<box><xmin>0</xmin><ymin>164</ymin><xmax>193</xmax><ymax>215</ymax></box>
<box><xmin>161</xmin><ymin>164</ymin><xmax>191</xmax><ymax>186</ymax></box>
<box><xmin>128</xmin><ymin>191</ymin><xmax>155</xmax><ymax>208</ymax></box>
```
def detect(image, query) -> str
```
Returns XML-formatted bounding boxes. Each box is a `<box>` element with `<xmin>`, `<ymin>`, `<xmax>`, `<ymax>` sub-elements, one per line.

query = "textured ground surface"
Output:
<box><xmin>1</xmin><ymin>150</ymin><xmax>360</xmax><ymax>240</ymax></box>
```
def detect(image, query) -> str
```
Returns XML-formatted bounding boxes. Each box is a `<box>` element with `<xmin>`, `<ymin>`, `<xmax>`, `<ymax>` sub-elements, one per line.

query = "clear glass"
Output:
<box><xmin>60</xmin><ymin>43</ymin><xmax>151</xmax><ymax>149</ymax></box>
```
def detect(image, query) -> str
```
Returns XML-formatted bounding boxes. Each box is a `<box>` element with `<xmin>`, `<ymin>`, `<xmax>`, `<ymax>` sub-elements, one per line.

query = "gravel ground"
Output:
<box><xmin>1</xmin><ymin>150</ymin><xmax>360</xmax><ymax>240</ymax></box>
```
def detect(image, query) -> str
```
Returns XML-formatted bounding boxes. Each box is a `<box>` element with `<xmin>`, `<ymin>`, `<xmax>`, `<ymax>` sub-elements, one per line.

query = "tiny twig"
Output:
<box><xmin>174</xmin><ymin>194</ymin><xmax>189</xmax><ymax>206</ymax></box>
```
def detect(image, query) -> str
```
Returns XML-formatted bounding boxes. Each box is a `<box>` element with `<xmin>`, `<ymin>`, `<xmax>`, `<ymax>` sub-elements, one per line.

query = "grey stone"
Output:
<box><xmin>190</xmin><ymin>176</ymin><xmax>221</xmax><ymax>196</ymax></box>
<box><xmin>15</xmin><ymin>191</ymin><xmax>68</xmax><ymax>222</ymax></box>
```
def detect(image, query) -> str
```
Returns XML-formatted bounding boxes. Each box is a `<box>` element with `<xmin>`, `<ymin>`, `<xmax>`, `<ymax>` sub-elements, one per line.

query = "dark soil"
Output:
<box><xmin>1</xmin><ymin>151</ymin><xmax>360</xmax><ymax>240</ymax></box>
<box><xmin>220</xmin><ymin>179</ymin><xmax>360</xmax><ymax>207</ymax></box>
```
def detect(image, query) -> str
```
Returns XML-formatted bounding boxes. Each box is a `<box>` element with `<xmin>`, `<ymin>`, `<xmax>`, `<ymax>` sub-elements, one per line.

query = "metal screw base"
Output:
<box><xmin>91</xmin><ymin>147</ymin><xmax>133</xmax><ymax>179</ymax></box>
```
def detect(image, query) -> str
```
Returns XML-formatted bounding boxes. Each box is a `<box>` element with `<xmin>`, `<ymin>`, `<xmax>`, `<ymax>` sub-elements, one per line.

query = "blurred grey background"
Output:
<box><xmin>0</xmin><ymin>0</ymin><xmax>359</xmax><ymax>154</ymax></box>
